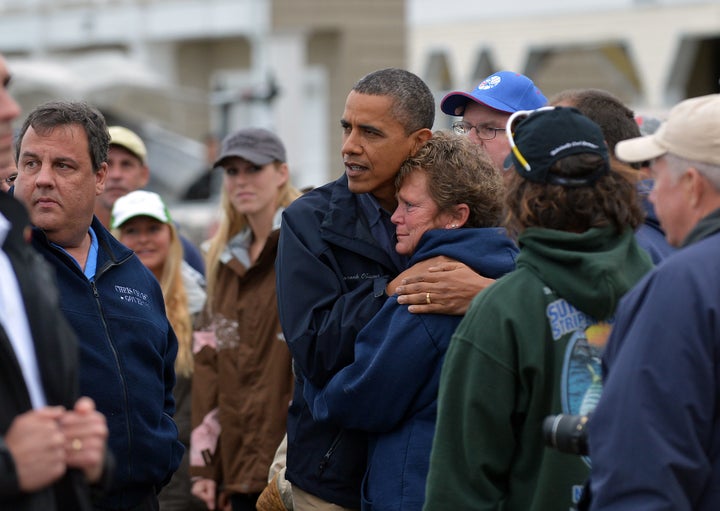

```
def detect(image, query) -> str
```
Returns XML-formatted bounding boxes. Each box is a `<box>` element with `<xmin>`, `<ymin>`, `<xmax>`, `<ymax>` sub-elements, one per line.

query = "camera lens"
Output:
<box><xmin>543</xmin><ymin>414</ymin><xmax>590</xmax><ymax>456</ymax></box>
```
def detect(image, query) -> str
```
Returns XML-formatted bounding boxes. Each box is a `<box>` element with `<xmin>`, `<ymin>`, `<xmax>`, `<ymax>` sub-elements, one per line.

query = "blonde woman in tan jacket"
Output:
<box><xmin>190</xmin><ymin>128</ymin><xmax>300</xmax><ymax>511</ymax></box>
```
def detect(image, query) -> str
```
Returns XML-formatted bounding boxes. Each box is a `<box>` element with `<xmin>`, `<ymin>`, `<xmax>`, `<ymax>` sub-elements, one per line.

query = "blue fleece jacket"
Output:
<box><xmin>31</xmin><ymin>217</ymin><xmax>183</xmax><ymax>510</ymax></box>
<box><xmin>304</xmin><ymin>228</ymin><xmax>518</xmax><ymax>511</ymax></box>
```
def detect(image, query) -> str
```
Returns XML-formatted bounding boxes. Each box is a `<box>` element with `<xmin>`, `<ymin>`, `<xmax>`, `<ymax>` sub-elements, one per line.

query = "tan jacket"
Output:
<box><xmin>191</xmin><ymin>229</ymin><xmax>293</xmax><ymax>495</ymax></box>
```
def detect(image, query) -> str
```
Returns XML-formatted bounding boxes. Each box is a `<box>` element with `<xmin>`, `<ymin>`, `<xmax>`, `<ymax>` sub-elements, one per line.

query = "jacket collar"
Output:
<box><xmin>682</xmin><ymin>207</ymin><xmax>720</xmax><ymax>247</ymax></box>
<box><xmin>320</xmin><ymin>175</ymin><xmax>397</xmax><ymax>271</ymax></box>
<box><xmin>31</xmin><ymin>215</ymin><xmax>134</xmax><ymax>277</ymax></box>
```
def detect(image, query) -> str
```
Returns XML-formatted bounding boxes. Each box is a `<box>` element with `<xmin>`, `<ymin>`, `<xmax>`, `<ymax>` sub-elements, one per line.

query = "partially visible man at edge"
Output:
<box><xmin>275</xmin><ymin>68</ymin><xmax>492</xmax><ymax>511</ymax></box>
<box><xmin>587</xmin><ymin>94</ymin><xmax>720</xmax><ymax>510</ymax></box>
<box><xmin>0</xmin><ymin>53</ymin><xmax>111</xmax><ymax>511</ymax></box>
<box><xmin>13</xmin><ymin>100</ymin><xmax>183</xmax><ymax>511</ymax></box>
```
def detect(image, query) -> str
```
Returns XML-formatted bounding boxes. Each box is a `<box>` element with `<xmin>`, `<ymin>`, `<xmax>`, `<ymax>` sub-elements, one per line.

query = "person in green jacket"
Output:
<box><xmin>423</xmin><ymin>107</ymin><xmax>653</xmax><ymax>511</ymax></box>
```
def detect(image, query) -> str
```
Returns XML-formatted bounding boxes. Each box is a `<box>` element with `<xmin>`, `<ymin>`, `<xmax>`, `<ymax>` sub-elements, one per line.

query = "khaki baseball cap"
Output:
<box><xmin>109</xmin><ymin>126</ymin><xmax>147</xmax><ymax>164</ymax></box>
<box><xmin>615</xmin><ymin>94</ymin><xmax>720</xmax><ymax>166</ymax></box>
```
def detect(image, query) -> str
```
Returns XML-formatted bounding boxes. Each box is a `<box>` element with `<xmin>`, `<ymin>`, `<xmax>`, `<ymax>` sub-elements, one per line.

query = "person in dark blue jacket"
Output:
<box><xmin>302</xmin><ymin>132</ymin><xmax>517</xmax><ymax>511</ymax></box>
<box><xmin>588</xmin><ymin>94</ymin><xmax>720</xmax><ymax>510</ymax></box>
<box><xmin>275</xmin><ymin>69</ymin><xmax>493</xmax><ymax>511</ymax></box>
<box><xmin>13</xmin><ymin>100</ymin><xmax>183</xmax><ymax>511</ymax></box>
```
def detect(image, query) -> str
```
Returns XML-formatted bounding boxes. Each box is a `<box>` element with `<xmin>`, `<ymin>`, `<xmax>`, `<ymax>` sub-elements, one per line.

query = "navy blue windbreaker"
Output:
<box><xmin>276</xmin><ymin>175</ymin><xmax>401</xmax><ymax>508</ymax></box>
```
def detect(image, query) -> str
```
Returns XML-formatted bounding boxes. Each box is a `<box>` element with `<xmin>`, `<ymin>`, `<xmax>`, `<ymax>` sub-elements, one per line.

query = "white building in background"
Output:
<box><xmin>0</xmin><ymin>0</ymin><xmax>406</xmax><ymax>194</ymax></box>
<box><xmin>409</xmin><ymin>0</ymin><xmax>720</xmax><ymax>127</ymax></box>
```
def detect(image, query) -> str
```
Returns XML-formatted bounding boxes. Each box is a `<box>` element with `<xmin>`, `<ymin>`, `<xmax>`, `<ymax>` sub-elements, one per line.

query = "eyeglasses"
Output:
<box><xmin>451</xmin><ymin>121</ymin><xmax>505</xmax><ymax>140</ymax></box>
<box><xmin>3</xmin><ymin>172</ymin><xmax>17</xmax><ymax>186</ymax></box>
<box><xmin>505</xmin><ymin>106</ymin><xmax>557</xmax><ymax>171</ymax></box>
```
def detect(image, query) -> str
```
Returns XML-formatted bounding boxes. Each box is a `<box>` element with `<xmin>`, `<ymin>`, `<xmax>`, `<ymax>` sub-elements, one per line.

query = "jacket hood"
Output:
<box><xmin>517</xmin><ymin>226</ymin><xmax>651</xmax><ymax>319</ymax></box>
<box><xmin>410</xmin><ymin>227</ymin><xmax>518</xmax><ymax>279</ymax></box>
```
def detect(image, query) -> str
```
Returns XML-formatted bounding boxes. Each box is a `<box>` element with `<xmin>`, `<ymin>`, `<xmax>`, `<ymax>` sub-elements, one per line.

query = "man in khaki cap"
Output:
<box><xmin>94</xmin><ymin>126</ymin><xmax>149</xmax><ymax>229</ymax></box>
<box><xmin>586</xmin><ymin>94</ymin><xmax>720</xmax><ymax>510</ymax></box>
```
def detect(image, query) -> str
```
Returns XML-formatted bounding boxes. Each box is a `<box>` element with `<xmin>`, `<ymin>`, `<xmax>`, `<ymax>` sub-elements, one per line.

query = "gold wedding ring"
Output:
<box><xmin>426</xmin><ymin>292</ymin><xmax>431</xmax><ymax>305</ymax></box>
<box><xmin>72</xmin><ymin>438</ymin><xmax>83</xmax><ymax>451</ymax></box>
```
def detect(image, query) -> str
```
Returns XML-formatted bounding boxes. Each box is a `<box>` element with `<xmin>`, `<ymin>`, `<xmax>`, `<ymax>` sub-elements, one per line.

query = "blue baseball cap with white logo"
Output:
<box><xmin>440</xmin><ymin>71</ymin><xmax>547</xmax><ymax>116</ymax></box>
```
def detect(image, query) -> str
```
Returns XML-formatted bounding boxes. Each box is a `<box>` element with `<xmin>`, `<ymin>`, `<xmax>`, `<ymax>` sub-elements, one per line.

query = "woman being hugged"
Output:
<box><xmin>190</xmin><ymin>128</ymin><xmax>300</xmax><ymax>511</ymax></box>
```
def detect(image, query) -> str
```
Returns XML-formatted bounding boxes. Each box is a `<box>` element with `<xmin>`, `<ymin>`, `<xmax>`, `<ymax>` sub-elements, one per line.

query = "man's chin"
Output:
<box><xmin>28</xmin><ymin>216</ymin><xmax>56</xmax><ymax>233</ymax></box>
<box><xmin>346</xmin><ymin>178</ymin><xmax>369</xmax><ymax>194</ymax></box>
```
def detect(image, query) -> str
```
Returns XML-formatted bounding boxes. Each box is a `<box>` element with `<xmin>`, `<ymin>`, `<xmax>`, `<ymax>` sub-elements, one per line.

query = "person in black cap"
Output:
<box><xmin>190</xmin><ymin>127</ymin><xmax>300</xmax><ymax>511</ymax></box>
<box><xmin>424</xmin><ymin>107</ymin><xmax>653</xmax><ymax>511</ymax></box>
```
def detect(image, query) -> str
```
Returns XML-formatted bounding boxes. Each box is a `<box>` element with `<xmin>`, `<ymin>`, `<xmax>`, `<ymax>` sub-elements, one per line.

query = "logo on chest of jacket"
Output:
<box><xmin>343</xmin><ymin>272</ymin><xmax>381</xmax><ymax>281</ymax></box>
<box><xmin>114</xmin><ymin>285</ymin><xmax>150</xmax><ymax>307</ymax></box>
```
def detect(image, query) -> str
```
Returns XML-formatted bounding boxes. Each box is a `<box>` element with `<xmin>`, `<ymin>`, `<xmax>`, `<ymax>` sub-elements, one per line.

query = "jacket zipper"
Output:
<box><xmin>90</xmin><ymin>276</ymin><xmax>134</xmax><ymax>482</ymax></box>
<box><xmin>317</xmin><ymin>430</ymin><xmax>344</xmax><ymax>476</ymax></box>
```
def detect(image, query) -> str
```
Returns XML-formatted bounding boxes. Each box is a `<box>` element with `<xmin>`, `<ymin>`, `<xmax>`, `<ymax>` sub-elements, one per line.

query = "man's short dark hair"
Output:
<box><xmin>550</xmin><ymin>89</ymin><xmax>640</xmax><ymax>153</ymax></box>
<box><xmin>16</xmin><ymin>100</ymin><xmax>110</xmax><ymax>173</ymax></box>
<box><xmin>353</xmin><ymin>68</ymin><xmax>435</xmax><ymax>135</ymax></box>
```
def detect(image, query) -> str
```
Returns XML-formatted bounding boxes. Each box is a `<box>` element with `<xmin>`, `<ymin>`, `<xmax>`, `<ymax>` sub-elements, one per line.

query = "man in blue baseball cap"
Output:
<box><xmin>441</xmin><ymin>71</ymin><xmax>547</xmax><ymax>171</ymax></box>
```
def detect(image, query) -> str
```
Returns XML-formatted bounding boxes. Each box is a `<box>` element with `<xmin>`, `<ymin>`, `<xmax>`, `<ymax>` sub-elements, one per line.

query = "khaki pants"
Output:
<box><xmin>291</xmin><ymin>486</ymin><xmax>358</xmax><ymax>511</ymax></box>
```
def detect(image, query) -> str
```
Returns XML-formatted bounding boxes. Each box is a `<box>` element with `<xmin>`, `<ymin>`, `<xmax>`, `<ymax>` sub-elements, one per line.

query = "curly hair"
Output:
<box><xmin>504</xmin><ymin>152</ymin><xmax>644</xmax><ymax>235</ymax></box>
<box><xmin>396</xmin><ymin>131</ymin><xmax>503</xmax><ymax>228</ymax></box>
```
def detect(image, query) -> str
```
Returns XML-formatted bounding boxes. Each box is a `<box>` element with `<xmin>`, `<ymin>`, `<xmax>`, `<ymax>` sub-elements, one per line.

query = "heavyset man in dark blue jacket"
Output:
<box><xmin>588</xmin><ymin>94</ymin><xmax>720</xmax><ymax>510</ymax></box>
<box><xmin>13</xmin><ymin>101</ymin><xmax>183</xmax><ymax>511</ymax></box>
<box><xmin>275</xmin><ymin>68</ymin><xmax>490</xmax><ymax>510</ymax></box>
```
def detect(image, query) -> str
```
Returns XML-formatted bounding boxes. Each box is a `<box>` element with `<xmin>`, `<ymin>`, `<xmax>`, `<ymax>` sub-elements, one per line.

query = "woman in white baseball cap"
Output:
<box><xmin>111</xmin><ymin>189</ymin><xmax>207</xmax><ymax>511</ymax></box>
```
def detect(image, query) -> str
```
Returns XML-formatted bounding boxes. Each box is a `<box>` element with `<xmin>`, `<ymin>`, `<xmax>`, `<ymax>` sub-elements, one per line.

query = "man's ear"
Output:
<box><xmin>139</xmin><ymin>164</ymin><xmax>150</xmax><ymax>188</ymax></box>
<box><xmin>410</xmin><ymin>128</ymin><xmax>433</xmax><ymax>157</ymax></box>
<box><xmin>95</xmin><ymin>162</ymin><xmax>108</xmax><ymax>195</ymax></box>
<box><xmin>687</xmin><ymin>166</ymin><xmax>713</xmax><ymax>210</ymax></box>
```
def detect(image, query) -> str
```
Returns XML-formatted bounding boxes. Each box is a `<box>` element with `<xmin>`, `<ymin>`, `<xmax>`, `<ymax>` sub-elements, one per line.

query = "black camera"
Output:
<box><xmin>543</xmin><ymin>414</ymin><xmax>590</xmax><ymax>456</ymax></box>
